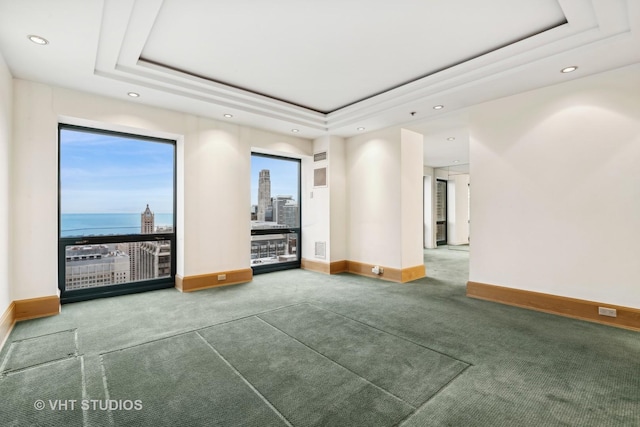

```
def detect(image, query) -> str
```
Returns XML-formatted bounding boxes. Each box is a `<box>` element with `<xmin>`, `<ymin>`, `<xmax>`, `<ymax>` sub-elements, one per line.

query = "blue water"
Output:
<box><xmin>61</xmin><ymin>213</ymin><xmax>174</xmax><ymax>237</ymax></box>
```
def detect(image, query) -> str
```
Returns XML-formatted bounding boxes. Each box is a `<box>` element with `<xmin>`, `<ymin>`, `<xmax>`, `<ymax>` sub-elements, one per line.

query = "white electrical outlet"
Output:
<box><xmin>372</xmin><ymin>266</ymin><xmax>380</xmax><ymax>275</ymax></box>
<box><xmin>217</xmin><ymin>274</ymin><xmax>226</xmax><ymax>281</ymax></box>
<box><xmin>598</xmin><ymin>307</ymin><xmax>617</xmax><ymax>317</ymax></box>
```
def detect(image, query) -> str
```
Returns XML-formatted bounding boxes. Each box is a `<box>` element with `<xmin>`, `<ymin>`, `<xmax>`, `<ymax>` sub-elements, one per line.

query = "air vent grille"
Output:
<box><xmin>315</xmin><ymin>241</ymin><xmax>326</xmax><ymax>259</ymax></box>
<box><xmin>314</xmin><ymin>168</ymin><xmax>327</xmax><ymax>187</ymax></box>
<box><xmin>314</xmin><ymin>152</ymin><xmax>327</xmax><ymax>162</ymax></box>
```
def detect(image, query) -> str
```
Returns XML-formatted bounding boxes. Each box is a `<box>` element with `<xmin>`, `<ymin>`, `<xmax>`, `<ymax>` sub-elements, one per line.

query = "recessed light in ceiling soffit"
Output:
<box><xmin>87</xmin><ymin>0</ymin><xmax>637</xmax><ymax>136</ymax></box>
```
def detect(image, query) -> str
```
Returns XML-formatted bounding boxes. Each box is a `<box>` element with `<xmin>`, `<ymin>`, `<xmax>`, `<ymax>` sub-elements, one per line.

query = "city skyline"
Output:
<box><xmin>250</xmin><ymin>155</ymin><xmax>299</xmax><ymax>205</ymax></box>
<box><xmin>61</xmin><ymin>131</ymin><xmax>298</xmax><ymax>213</ymax></box>
<box><xmin>65</xmin><ymin>203</ymin><xmax>171</xmax><ymax>290</ymax></box>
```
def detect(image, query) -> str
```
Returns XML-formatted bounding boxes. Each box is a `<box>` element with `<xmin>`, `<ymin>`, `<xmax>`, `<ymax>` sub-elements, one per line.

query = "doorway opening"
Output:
<box><xmin>436</xmin><ymin>179</ymin><xmax>448</xmax><ymax>245</ymax></box>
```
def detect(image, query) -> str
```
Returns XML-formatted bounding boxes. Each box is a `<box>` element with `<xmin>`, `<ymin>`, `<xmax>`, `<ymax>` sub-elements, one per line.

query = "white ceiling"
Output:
<box><xmin>141</xmin><ymin>0</ymin><xmax>566</xmax><ymax>113</ymax></box>
<box><xmin>0</xmin><ymin>0</ymin><xmax>639</xmax><ymax>168</ymax></box>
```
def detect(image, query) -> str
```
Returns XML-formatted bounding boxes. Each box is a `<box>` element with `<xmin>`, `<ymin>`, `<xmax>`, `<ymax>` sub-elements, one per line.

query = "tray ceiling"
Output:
<box><xmin>0</xmin><ymin>0</ymin><xmax>638</xmax><ymax>167</ymax></box>
<box><xmin>140</xmin><ymin>0</ymin><xmax>567</xmax><ymax>113</ymax></box>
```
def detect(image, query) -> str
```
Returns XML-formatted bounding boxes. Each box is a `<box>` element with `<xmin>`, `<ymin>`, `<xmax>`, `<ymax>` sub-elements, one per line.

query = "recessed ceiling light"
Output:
<box><xmin>127</xmin><ymin>92</ymin><xmax>140</xmax><ymax>98</ymax></box>
<box><xmin>433</xmin><ymin>105</ymin><xmax>444</xmax><ymax>110</ymax></box>
<box><xmin>447</xmin><ymin>137</ymin><xmax>456</xmax><ymax>141</ymax></box>
<box><xmin>561</xmin><ymin>66</ymin><xmax>578</xmax><ymax>73</ymax></box>
<box><xmin>27</xmin><ymin>35</ymin><xmax>48</xmax><ymax>45</ymax></box>
<box><xmin>453</xmin><ymin>160</ymin><xmax>460</xmax><ymax>163</ymax></box>
<box><xmin>223</xmin><ymin>114</ymin><xmax>233</xmax><ymax>118</ymax></box>
<box><xmin>291</xmin><ymin>129</ymin><xmax>299</xmax><ymax>133</ymax></box>
<box><xmin>357</xmin><ymin>127</ymin><xmax>366</xmax><ymax>131</ymax></box>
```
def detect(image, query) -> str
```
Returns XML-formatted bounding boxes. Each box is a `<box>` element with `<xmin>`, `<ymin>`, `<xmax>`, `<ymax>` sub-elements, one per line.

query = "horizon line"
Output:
<box><xmin>61</xmin><ymin>212</ymin><xmax>174</xmax><ymax>215</ymax></box>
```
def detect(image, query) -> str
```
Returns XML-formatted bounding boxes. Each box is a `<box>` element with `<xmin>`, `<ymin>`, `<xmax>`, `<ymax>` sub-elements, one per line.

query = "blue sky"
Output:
<box><xmin>60</xmin><ymin>128</ymin><xmax>175</xmax><ymax>213</ymax></box>
<box><xmin>60</xmin><ymin>129</ymin><xmax>299</xmax><ymax>213</ymax></box>
<box><xmin>250</xmin><ymin>155</ymin><xmax>299</xmax><ymax>205</ymax></box>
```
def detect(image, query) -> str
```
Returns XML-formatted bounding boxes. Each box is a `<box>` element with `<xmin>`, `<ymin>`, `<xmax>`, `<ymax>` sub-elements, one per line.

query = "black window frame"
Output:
<box><xmin>57</xmin><ymin>124</ymin><xmax>177</xmax><ymax>303</ymax></box>
<box><xmin>250</xmin><ymin>152</ymin><xmax>302</xmax><ymax>274</ymax></box>
<box><xmin>436</xmin><ymin>178</ymin><xmax>448</xmax><ymax>246</ymax></box>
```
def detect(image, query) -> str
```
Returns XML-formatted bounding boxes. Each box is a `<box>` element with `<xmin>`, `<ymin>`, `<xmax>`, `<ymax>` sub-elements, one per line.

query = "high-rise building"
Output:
<box><xmin>141</xmin><ymin>204</ymin><xmax>154</xmax><ymax>234</ymax></box>
<box><xmin>65</xmin><ymin>245</ymin><xmax>129</xmax><ymax>290</ymax></box>
<box><xmin>273</xmin><ymin>195</ymin><xmax>293</xmax><ymax>225</ymax></box>
<box><xmin>124</xmin><ymin>204</ymin><xmax>157</xmax><ymax>281</ymax></box>
<box><xmin>283</xmin><ymin>200</ymin><xmax>299</xmax><ymax>228</ymax></box>
<box><xmin>125</xmin><ymin>204</ymin><xmax>172</xmax><ymax>282</ymax></box>
<box><xmin>257</xmin><ymin>169</ymin><xmax>271</xmax><ymax>222</ymax></box>
<box><xmin>138</xmin><ymin>241</ymin><xmax>171</xmax><ymax>280</ymax></box>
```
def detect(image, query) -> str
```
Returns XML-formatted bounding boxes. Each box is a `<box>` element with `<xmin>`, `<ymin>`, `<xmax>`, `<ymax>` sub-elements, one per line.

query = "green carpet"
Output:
<box><xmin>258</xmin><ymin>303</ymin><xmax>469</xmax><ymax>407</ymax></box>
<box><xmin>1</xmin><ymin>329</ymin><xmax>77</xmax><ymax>374</ymax></box>
<box><xmin>100</xmin><ymin>332</ymin><xmax>287</xmax><ymax>427</ymax></box>
<box><xmin>0</xmin><ymin>248</ymin><xmax>638</xmax><ymax>426</ymax></box>
<box><xmin>199</xmin><ymin>316</ymin><xmax>413</xmax><ymax>426</ymax></box>
<box><xmin>0</xmin><ymin>357</ymin><xmax>84</xmax><ymax>426</ymax></box>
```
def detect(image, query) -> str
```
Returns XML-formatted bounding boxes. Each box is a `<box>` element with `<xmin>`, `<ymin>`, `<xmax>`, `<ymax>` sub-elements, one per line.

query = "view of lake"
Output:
<box><xmin>60</xmin><ymin>213</ymin><xmax>174</xmax><ymax>237</ymax></box>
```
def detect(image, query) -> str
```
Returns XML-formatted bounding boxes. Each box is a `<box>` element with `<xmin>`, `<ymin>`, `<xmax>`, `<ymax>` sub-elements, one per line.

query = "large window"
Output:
<box><xmin>250</xmin><ymin>153</ymin><xmax>301</xmax><ymax>273</ymax></box>
<box><xmin>58</xmin><ymin>125</ymin><xmax>176</xmax><ymax>303</ymax></box>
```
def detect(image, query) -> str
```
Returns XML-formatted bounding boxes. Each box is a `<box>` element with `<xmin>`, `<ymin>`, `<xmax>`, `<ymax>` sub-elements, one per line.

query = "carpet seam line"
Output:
<box><xmin>0</xmin><ymin>354</ymin><xmax>81</xmax><ymax>376</ymax></box>
<box><xmin>0</xmin><ymin>338</ymin><xmax>14</xmax><ymax>375</ymax></box>
<box><xmin>306</xmin><ymin>301</ymin><xmax>474</xmax><ymax>366</ymax></box>
<box><xmin>0</xmin><ymin>328</ymin><xmax>79</xmax><ymax>375</ymax></box>
<box><xmin>98</xmin><ymin>354</ymin><xmax>115</xmax><ymax>427</ymax></box>
<box><xmin>396</xmin><ymin>364</ymin><xmax>473</xmax><ymax>427</ymax></box>
<box><xmin>80</xmin><ymin>355</ymin><xmax>89</xmax><ymax>427</ymax></box>
<box><xmin>254</xmin><ymin>315</ymin><xmax>418</xmax><ymax>411</ymax></box>
<box><xmin>9</xmin><ymin>328</ymin><xmax>77</xmax><ymax>344</ymax></box>
<box><xmin>194</xmin><ymin>330</ymin><xmax>295</xmax><ymax>427</ymax></box>
<box><xmin>96</xmin><ymin>302</ymin><xmax>310</xmax><ymax>356</ymax></box>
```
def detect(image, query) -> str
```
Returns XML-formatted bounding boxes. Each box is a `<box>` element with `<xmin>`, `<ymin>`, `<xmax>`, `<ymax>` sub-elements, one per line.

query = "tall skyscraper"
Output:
<box><xmin>126</xmin><ymin>204</ymin><xmax>157</xmax><ymax>281</ymax></box>
<box><xmin>257</xmin><ymin>169</ymin><xmax>271</xmax><ymax>222</ymax></box>
<box><xmin>141</xmin><ymin>204</ymin><xmax>154</xmax><ymax>234</ymax></box>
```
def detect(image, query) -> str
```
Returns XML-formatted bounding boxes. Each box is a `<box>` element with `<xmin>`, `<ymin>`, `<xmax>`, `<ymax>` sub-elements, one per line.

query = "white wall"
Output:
<box><xmin>469</xmin><ymin>63</ymin><xmax>640</xmax><ymax>308</ymax></box>
<box><xmin>329</xmin><ymin>136</ymin><xmax>347</xmax><ymax>262</ymax></box>
<box><xmin>400</xmin><ymin>129</ymin><xmax>425</xmax><ymax>268</ymax></box>
<box><xmin>347</xmin><ymin>128</ymin><xmax>402</xmax><ymax>267</ymax></box>
<box><xmin>448</xmin><ymin>173</ymin><xmax>470</xmax><ymax>245</ymax></box>
<box><xmin>0</xmin><ymin>52</ymin><xmax>12</xmax><ymax>314</ymax></box>
<box><xmin>303</xmin><ymin>135</ymin><xmax>348</xmax><ymax>264</ymax></box>
<box><xmin>423</xmin><ymin>170</ymin><xmax>434</xmax><ymax>249</ymax></box>
<box><xmin>11</xmin><ymin>80</ymin><xmax>311</xmax><ymax>300</ymax></box>
<box><xmin>346</xmin><ymin>127</ymin><xmax>424</xmax><ymax>269</ymax></box>
<box><xmin>302</xmin><ymin>136</ymin><xmax>331</xmax><ymax>262</ymax></box>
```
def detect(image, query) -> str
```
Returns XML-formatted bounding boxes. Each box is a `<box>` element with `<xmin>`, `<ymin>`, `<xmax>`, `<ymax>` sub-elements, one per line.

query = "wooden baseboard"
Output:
<box><xmin>176</xmin><ymin>268</ymin><xmax>253</xmax><ymax>292</ymax></box>
<box><xmin>330</xmin><ymin>260</ymin><xmax>348</xmax><ymax>274</ymax></box>
<box><xmin>346</xmin><ymin>261</ymin><xmax>426</xmax><ymax>283</ymax></box>
<box><xmin>301</xmin><ymin>259</ymin><xmax>330</xmax><ymax>274</ymax></box>
<box><xmin>467</xmin><ymin>281</ymin><xmax>640</xmax><ymax>331</ymax></box>
<box><xmin>0</xmin><ymin>302</ymin><xmax>15</xmax><ymax>352</ymax></box>
<box><xmin>14</xmin><ymin>296</ymin><xmax>60</xmax><ymax>321</ymax></box>
<box><xmin>401</xmin><ymin>264</ymin><xmax>427</xmax><ymax>283</ymax></box>
<box><xmin>301</xmin><ymin>259</ymin><xmax>349</xmax><ymax>275</ymax></box>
